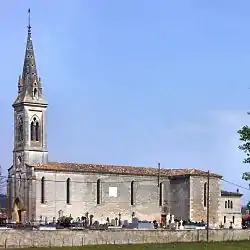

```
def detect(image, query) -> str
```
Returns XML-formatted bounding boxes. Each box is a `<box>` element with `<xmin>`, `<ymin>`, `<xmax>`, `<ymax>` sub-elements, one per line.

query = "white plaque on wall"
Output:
<box><xmin>109</xmin><ymin>187</ymin><xmax>117</xmax><ymax>197</ymax></box>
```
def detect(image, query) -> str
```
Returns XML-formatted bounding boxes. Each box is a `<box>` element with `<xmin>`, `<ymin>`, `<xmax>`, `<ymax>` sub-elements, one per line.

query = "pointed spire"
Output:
<box><xmin>13</xmin><ymin>9</ymin><xmax>47</xmax><ymax>106</ymax></box>
<box><xmin>22</xmin><ymin>9</ymin><xmax>37</xmax><ymax>80</ymax></box>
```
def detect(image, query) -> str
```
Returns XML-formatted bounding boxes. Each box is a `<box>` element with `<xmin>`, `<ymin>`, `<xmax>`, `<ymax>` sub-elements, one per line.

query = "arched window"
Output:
<box><xmin>35</xmin><ymin>121</ymin><xmax>40</xmax><ymax>141</ymax></box>
<box><xmin>18</xmin><ymin>117</ymin><xmax>23</xmax><ymax>141</ymax></box>
<box><xmin>231</xmin><ymin>201</ymin><xmax>233</xmax><ymax>209</ymax></box>
<box><xmin>204</xmin><ymin>182</ymin><xmax>207</xmax><ymax>207</ymax></box>
<box><xmin>225</xmin><ymin>201</ymin><xmax>227</xmax><ymax>208</ymax></box>
<box><xmin>66</xmin><ymin>178</ymin><xmax>71</xmax><ymax>204</ymax></box>
<box><xmin>30</xmin><ymin>120</ymin><xmax>35</xmax><ymax>141</ymax></box>
<box><xmin>41</xmin><ymin>177</ymin><xmax>45</xmax><ymax>204</ymax></box>
<box><xmin>131</xmin><ymin>181</ymin><xmax>135</xmax><ymax>205</ymax></box>
<box><xmin>33</xmin><ymin>88</ymin><xmax>38</xmax><ymax>98</ymax></box>
<box><xmin>159</xmin><ymin>182</ymin><xmax>163</xmax><ymax>206</ymax></box>
<box><xmin>228</xmin><ymin>200</ymin><xmax>230</xmax><ymax>208</ymax></box>
<box><xmin>97</xmin><ymin>179</ymin><xmax>101</xmax><ymax>205</ymax></box>
<box><xmin>30</xmin><ymin>117</ymin><xmax>40</xmax><ymax>141</ymax></box>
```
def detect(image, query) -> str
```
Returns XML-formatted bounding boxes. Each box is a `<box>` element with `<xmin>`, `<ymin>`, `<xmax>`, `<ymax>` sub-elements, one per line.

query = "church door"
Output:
<box><xmin>161</xmin><ymin>214</ymin><xmax>166</xmax><ymax>227</ymax></box>
<box><xmin>12</xmin><ymin>197</ymin><xmax>24</xmax><ymax>223</ymax></box>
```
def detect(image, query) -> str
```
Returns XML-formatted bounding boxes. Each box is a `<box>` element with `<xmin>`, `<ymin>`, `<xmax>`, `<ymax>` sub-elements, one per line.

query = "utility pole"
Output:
<box><xmin>206</xmin><ymin>170</ymin><xmax>210</xmax><ymax>242</ymax></box>
<box><xmin>157</xmin><ymin>162</ymin><xmax>160</xmax><ymax>187</ymax></box>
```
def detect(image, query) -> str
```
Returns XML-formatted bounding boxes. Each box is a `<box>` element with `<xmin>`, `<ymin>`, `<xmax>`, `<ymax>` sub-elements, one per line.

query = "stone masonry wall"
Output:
<box><xmin>190</xmin><ymin>176</ymin><xmax>221</xmax><ymax>228</ymax></box>
<box><xmin>169</xmin><ymin>177</ymin><xmax>190</xmax><ymax>221</ymax></box>
<box><xmin>0</xmin><ymin>229</ymin><xmax>250</xmax><ymax>248</ymax></box>
<box><xmin>35</xmin><ymin>171</ymin><xmax>168</xmax><ymax>223</ymax></box>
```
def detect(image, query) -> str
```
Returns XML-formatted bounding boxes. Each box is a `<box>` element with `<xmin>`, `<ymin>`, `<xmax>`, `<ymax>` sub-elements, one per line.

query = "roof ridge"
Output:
<box><xmin>27</xmin><ymin>162</ymin><xmax>222</xmax><ymax>178</ymax></box>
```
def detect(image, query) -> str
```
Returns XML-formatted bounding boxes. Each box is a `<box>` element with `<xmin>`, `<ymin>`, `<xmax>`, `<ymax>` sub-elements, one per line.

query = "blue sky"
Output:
<box><xmin>1</xmin><ymin>1</ymin><xmax>250</xmax><ymax>203</ymax></box>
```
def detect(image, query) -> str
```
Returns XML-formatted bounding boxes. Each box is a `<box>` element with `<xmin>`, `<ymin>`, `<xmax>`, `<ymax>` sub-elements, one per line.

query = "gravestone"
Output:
<box><xmin>111</xmin><ymin>219</ymin><xmax>116</xmax><ymax>226</ymax></box>
<box><xmin>179</xmin><ymin>219</ymin><xmax>184</xmax><ymax>230</ymax></box>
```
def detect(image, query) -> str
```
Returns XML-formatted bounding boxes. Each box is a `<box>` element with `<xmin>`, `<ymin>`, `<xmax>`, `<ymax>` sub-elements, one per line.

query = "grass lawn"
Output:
<box><xmin>13</xmin><ymin>241</ymin><xmax>250</xmax><ymax>250</ymax></box>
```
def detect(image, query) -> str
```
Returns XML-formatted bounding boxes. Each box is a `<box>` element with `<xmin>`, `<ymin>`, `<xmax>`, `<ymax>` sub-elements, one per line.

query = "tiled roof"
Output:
<box><xmin>221</xmin><ymin>190</ymin><xmax>243</xmax><ymax>197</ymax></box>
<box><xmin>28</xmin><ymin>162</ymin><xmax>222</xmax><ymax>178</ymax></box>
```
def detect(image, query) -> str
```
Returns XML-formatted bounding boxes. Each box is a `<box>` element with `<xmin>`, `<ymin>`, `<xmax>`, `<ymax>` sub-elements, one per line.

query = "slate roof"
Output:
<box><xmin>221</xmin><ymin>190</ymin><xmax>243</xmax><ymax>197</ymax></box>
<box><xmin>28</xmin><ymin>162</ymin><xmax>222</xmax><ymax>178</ymax></box>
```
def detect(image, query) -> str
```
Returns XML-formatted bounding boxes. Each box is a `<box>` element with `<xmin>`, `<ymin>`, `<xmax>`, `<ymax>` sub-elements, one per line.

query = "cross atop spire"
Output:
<box><xmin>28</xmin><ymin>9</ymin><xmax>31</xmax><ymax>33</ymax></box>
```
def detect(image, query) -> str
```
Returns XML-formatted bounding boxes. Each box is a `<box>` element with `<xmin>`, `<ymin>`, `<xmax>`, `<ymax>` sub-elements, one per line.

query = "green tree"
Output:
<box><xmin>238</xmin><ymin>125</ymin><xmax>250</xmax><ymax>180</ymax></box>
<box><xmin>242</xmin><ymin>201</ymin><xmax>250</xmax><ymax>214</ymax></box>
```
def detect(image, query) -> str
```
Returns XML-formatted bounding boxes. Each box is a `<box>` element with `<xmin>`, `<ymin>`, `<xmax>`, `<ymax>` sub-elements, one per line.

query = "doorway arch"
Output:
<box><xmin>12</xmin><ymin>197</ymin><xmax>25</xmax><ymax>223</ymax></box>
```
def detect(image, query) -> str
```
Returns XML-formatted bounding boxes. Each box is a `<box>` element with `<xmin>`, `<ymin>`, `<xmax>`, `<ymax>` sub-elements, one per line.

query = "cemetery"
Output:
<box><xmin>0</xmin><ymin>211</ymin><xmax>207</xmax><ymax>231</ymax></box>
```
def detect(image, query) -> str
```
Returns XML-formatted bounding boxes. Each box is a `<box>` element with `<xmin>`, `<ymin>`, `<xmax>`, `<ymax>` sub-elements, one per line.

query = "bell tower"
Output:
<box><xmin>7</xmin><ymin>10</ymin><xmax>48</xmax><ymax>223</ymax></box>
<box><xmin>12</xmin><ymin>9</ymin><xmax>48</xmax><ymax>172</ymax></box>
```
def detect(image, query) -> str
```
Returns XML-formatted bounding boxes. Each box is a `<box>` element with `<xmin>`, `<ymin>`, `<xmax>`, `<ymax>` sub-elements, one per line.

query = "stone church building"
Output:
<box><xmin>6</xmin><ymin>22</ymin><xmax>242</xmax><ymax>229</ymax></box>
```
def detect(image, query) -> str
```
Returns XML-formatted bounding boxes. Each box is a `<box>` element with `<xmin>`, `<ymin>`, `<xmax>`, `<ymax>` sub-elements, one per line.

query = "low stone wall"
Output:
<box><xmin>0</xmin><ymin>229</ymin><xmax>250</xmax><ymax>248</ymax></box>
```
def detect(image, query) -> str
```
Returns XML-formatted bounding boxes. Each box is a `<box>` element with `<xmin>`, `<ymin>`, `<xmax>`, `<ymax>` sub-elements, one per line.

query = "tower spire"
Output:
<box><xmin>22</xmin><ymin>8</ymin><xmax>37</xmax><ymax>80</ymax></box>
<box><xmin>13</xmin><ymin>10</ymin><xmax>46</xmax><ymax>106</ymax></box>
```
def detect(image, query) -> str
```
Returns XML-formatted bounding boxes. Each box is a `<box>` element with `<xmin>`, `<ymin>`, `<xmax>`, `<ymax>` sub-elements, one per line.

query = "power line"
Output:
<box><xmin>221</xmin><ymin>178</ymin><xmax>250</xmax><ymax>191</ymax></box>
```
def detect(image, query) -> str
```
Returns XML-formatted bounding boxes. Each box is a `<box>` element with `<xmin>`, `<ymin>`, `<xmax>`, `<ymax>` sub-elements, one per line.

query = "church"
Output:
<box><xmin>6</xmin><ymin>18</ymin><xmax>243</xmax><ymax>229</ymax></box>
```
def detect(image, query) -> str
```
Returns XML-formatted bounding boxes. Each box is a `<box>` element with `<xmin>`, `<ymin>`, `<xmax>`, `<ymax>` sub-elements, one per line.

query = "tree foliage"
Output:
<box><xmin>242</xmin><ymin>201</ymin><xmax>250</xmax><ymax>214</ymax></box>
<box><xmin>238</xmin><ymin>125</ymin><xmax>250</xmax><ymax>180</ymax></box>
